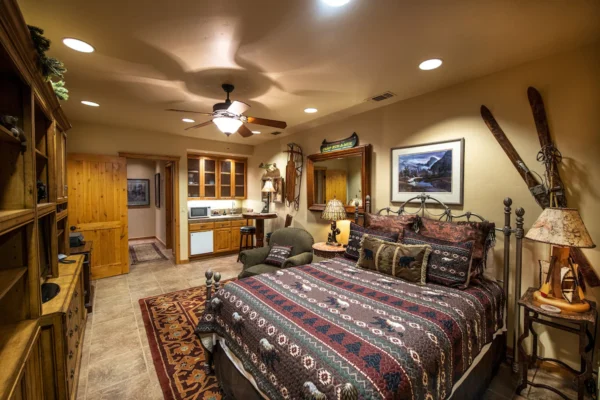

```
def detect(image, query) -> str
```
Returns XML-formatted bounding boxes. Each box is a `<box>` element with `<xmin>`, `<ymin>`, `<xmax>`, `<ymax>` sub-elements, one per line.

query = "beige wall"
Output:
<box><xmin>67</xmin><ymin>123</ymin><xmax>254</xmax><ymax>259</ymax></box>
<box><xmin>247</xmin><ymin>42</ymin><xmax>600</xmax><ymax>365</ymax></box>
<box><xmin>126</xmin><ymin>159</ymin><xmax>156</xmax><ymax>239</ymax></box>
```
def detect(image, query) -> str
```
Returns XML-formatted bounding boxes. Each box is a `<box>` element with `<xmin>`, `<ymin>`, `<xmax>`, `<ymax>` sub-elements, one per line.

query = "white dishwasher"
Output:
<box><xmin>190</xmin><ymin>230</ymin><xmax>214</xmax><ymax>255</ymax></box>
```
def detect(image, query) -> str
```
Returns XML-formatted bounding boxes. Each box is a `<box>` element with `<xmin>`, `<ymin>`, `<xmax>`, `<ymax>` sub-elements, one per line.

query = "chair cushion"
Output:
<box><xmin>264</xmin><ymin>244</ymin><xmax>293</xmax><ymax>267</ymax></box>
<box><xmin>240</xmin><ymin>226</ymin><xmax>256</xmax><ymax>233</ymax></box>
<box><xmin>240</xmin><ymin>264</ymin><xmax>281</xmax><ymax>278</ymax></box>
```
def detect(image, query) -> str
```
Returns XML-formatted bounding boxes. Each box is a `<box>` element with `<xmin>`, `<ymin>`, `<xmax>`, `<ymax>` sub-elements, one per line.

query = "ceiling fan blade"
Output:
<box><xmin>184</xmin><ymin>120</ymin><xmax>214</xmax><ymax>131</ymax></box>
<box><xmin>237</xmin><ymin>124</ymin><xmax>254</xmax><ymax>138</ymax></box>
<box><xmin>245</xmin><ymin>116</ymin><xmax>287</xmax><ymax>129</ymax></box>
<box><xmin>166</xmin><ymin>108</ymin><xmax>214</xmax><ymax>116</ymax></box>
<box><xmin>227</xmin><ymin>101</ymin><xmax>250</xmax><ymax>115</ymax></box>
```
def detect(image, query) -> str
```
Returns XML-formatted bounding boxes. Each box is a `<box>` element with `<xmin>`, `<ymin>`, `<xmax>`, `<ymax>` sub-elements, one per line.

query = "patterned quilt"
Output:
<box><xmin>196</xmin><ymin>257</ymin><xmax>504</xmax><ymax>400</ymax></box>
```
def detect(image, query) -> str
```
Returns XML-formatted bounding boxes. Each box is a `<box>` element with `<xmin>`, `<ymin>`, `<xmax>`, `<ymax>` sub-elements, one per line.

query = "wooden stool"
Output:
<box><xmin>237</xmin><ymin>226</ymin><xmax>256</xmax><ymax>262</ymax></box>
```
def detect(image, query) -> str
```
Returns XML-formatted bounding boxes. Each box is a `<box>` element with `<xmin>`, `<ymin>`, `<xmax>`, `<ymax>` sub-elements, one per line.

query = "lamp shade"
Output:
<box><xmin>321</xmin><ymin>197</ymin><xmax>347</xmax><ymax>221</ymax></box>
<box><xmin>261</xmin><ymin>180</ymin><xmax>275</xmax><ymax>193</ymax></box>
<box><xmin>525</xmin><ymin>208</ymin><xmax>595</xmax><ymax>248</ymax></box>
<box><xmin>213</xmin><ymin>117</ymin><xmax>243</xmax><ymax>135</ymax></box>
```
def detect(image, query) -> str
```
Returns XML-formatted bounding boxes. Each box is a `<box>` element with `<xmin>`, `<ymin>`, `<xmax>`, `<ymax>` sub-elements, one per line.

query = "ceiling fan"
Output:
<box><xmin>166</xmin><ymin>84</ymin><xmax>287</xmax><ymax>137</ymax></box>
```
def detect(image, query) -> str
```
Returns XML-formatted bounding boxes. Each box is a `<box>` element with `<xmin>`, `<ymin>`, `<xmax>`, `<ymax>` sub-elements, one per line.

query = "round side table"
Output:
<box><xmin>312</xmin><ymin>242</ymin><xmax>346</xmax><ymax>259</ymax></box>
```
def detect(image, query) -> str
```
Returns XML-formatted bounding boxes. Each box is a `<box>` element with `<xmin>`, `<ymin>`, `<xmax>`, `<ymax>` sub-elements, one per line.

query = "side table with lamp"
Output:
<box><xmin>517</xmin><ymin>207</ymin><xmax>597</xmax><ymax>399</ymax></box>
<box><xmin>313</xmin><ymin>197</ymin><xmax>348</xmax><ymax>259</ymax></box>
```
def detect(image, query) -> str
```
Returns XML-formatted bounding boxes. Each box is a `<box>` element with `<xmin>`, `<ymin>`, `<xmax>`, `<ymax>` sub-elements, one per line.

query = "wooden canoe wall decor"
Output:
<box><xmin>285</xmin><ymin>143</ymin><xmax>303</xmax><ymax>210</ymax></box>
<box><xmin>481</xmin><ymin>87</ymin><xmax>600</xmax><ymax>287</ymax></box>
<box><xmin>320</xmin><ymin>132</ymin><xmax>359</xmax><ymax>153</ymax></box>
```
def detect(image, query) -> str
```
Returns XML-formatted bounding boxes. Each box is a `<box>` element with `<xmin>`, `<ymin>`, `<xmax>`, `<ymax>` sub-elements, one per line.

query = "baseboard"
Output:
<box><xmin>129</xmin><ymin>235</ymin><xmax>155</xmax><ymax>240</ymax></box>
<box><xmin>155</xmin><ymin>236</ymin><xmax>167</xmax><ymax>247</ymax></box>
<box><xmin>177</xmin><ymin>258</ymin><xmax>189</xmax><ymax>265</ymax></box>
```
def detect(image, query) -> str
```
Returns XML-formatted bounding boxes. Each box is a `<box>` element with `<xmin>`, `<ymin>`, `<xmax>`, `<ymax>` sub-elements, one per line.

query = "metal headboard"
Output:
<box><xmin>353</xmin><ymin>193</ymin><xmax>525</xmax><ymax>372</ymax></box>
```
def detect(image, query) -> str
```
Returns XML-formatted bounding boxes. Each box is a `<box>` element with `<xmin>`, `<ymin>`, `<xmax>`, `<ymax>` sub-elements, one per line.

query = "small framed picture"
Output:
<box><xmin>155</xmin><ymin>173</ymin><xmax>161</xmax><ymax>208</ymax></box>
<box><xmin>390</xmin><ymin>138</ymin><xmax>464</xmax><ymax>205</ymax></box>
<box><xmin>273</xmin><ymin>177</ymin><xmax>284</xmax><ymax>204</ymax></box>
<box><xmin>127</xmin><ymin>179</ymin><xmax>150</xmax><ymax>207</ymax></box>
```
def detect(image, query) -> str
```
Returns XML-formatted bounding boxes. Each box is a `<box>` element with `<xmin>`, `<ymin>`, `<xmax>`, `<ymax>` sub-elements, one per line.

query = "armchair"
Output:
<box><xmin>238</xmin><ymin>228</ymin><xmax>314</xmax><ymax>279</ymax></box>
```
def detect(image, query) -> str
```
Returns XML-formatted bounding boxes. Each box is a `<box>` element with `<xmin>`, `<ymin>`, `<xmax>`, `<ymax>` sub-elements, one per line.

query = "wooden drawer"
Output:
<box><xmin>190</xmin><ymin>222</ymin><xmax>214</xmax><ymax>231</ymax></box>
<box><xmin>214</xmin><ymin>221</ymin><xmax>231</xmax><ymax>229</ymax></box>
<box><xmin>230</xmin><ymin>219</ymin><xmax>249</xmax><ymax>228</ymax></box>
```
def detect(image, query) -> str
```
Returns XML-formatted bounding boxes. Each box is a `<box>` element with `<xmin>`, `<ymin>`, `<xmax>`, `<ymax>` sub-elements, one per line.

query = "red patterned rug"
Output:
<box><xmin>139</xmin><ymin>281</ymin><xmax>233</xmax><ymax>400</ymax></box>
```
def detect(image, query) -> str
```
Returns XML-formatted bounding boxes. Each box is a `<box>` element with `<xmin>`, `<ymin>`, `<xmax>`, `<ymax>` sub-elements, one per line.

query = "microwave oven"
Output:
<box><xmin>189</xmin><ymin>206</ymin><xmax>211</xmax><ymax>219</ymax></box>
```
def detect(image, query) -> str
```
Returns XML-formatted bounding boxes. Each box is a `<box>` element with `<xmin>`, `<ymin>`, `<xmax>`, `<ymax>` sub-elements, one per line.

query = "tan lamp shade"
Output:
<box><xmin>322</xmin><ymin>197</ymin><xmax>347</xmax><ymax>222</ymax></box>
<box><xmin>525</xmin><ymin>208</ymin><xmax>595</xmax><ymax>248</ymax></box>
<box><xmin>261</xmin><ymin>179</ymin><xmax>276</xmax><ymax>193</ymax></box>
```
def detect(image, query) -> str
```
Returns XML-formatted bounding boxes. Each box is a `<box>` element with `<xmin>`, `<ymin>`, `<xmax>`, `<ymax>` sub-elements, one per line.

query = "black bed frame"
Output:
<box><xmin>198</xmin><ymin>193</ymin><xmax>526</xmax><ymax>400</ymax></box>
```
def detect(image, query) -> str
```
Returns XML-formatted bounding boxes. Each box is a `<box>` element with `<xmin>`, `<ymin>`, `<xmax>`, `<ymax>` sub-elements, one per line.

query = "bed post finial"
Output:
<box><xmin>340</xmin><ymin>383</ymin><xmax>358</xmax><ymax>400</ymax></box>
<box><xmin>205</xmin><ymin>270</ymin><xmax>214</xmax><ymax>302</ymax></box>
<box><xmin>365</xmin><ymin>195</ymin><xmax>371</xmax><ymax>214</ymax></box>
<box><xmin>354</xmin><ymin>201</ymin><xmax>359</xmax><ymax>224</ymax></box>
<box><xmin>512</xmin><ymin>207</ymin><xmax>525</xmax><ymax>373</ymax></box>
<box><xmin>214</xmin><ymin>272</ymin><xmax>222</xmax><ymax>292</ymax></box>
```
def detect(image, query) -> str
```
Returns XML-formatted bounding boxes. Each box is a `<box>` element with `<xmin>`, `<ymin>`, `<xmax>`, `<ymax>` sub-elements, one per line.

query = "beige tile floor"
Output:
<box><xmin>76</xmin><ymin>239</ymin><xmax>592</xmax><ymax>400</ymax></box>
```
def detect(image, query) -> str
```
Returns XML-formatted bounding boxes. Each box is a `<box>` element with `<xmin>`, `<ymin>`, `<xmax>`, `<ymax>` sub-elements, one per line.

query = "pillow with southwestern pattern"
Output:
<box><xmin>417</xmin><ymin>218</ymin><xmax>495</xmax><ymax>278</ymax></box>
<box><xmin>264</xmin><ymin>244</ymin><xmax>293</xmax><ymax>267</ymax></box>
<box><xmin>402</xmin><ymin>230</ymin><xmax>475</xmax><ymax>289</ymax></box>
<box><xmin>344</xmin><ymin>222</ymin><xmax>399</xmax><ymax>261</ymax></box>
<box><xmin>357</xmin><ymin>234</ymin><xmax>431</xmax><ymax>284</ymax></box>
<box><xmin>364</xmin><ymin>213</ymin><xmax>418</xmax><ymax>239</ymax></box>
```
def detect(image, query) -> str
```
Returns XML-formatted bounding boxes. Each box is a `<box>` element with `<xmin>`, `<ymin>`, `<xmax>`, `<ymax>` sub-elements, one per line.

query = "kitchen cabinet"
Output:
<box><xmin>214</xmin><ymin>228</ymin><xmax>231</xmax><ymax>253</ymax></box>
<box><xmin>188</xmin><ymin>218</ymin><xmax>252</xmax><ymax>259</ymax></box>
<box><xmin>187</xmin><ymin>154</ymin><xmax>247</xmax><ymax>200</ymax></box>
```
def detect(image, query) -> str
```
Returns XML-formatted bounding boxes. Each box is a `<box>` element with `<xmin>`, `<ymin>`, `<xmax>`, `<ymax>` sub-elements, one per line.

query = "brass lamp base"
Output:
<box><xmin>533</xmin><ymin>290</ymin><xmax>590</xmax><ymax>313</ymax></box>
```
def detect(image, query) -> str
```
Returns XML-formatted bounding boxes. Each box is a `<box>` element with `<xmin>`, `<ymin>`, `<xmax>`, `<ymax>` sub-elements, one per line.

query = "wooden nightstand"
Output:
<box><xmin>517</xmin><ymin>287</ymin><xmax>597</xmax><ymax>400</ymax></box>
<box><xmin>312</xmin><ymin>242</ymin><xmax>346</xmax><ymax>259</ymax></box>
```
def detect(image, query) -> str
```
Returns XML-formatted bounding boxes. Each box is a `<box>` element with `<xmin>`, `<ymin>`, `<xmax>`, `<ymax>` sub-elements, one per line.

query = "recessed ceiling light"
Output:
<box><xmin>81</xmin><ymin>100</ymin><xmax>99</xmax><ymax>107</ymax></box>
<box><xmin>322</xmin><ymin>0</ymin><xmax>351</xmax><ymax>6</ymax></box>
<box><xmin>252</xmin><ymin>131</ymin><xmax>261</xmax><ymax>134</ymax></box>
<box><xmin>63</xmin><ymin>38</ymin><xmax>95</xmax><ymax>53</ymax></box>
<box><xmin>419</xmin><ymin>59</ymin><xmax>443</xmax><ymax>71</ymax></box>
<box><xmin>182</xmin><ymin>118</ymin><xmax>195</xmax><ymax>123</ymax></box>
<box><xmin>304</xmin><ymin>108</ymin><xmax>318</xmax><ymax>113</ymax></box>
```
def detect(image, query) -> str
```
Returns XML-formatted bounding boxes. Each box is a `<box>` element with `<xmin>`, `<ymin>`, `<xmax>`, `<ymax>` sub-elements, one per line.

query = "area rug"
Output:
<box><xmin>139</xmin><ymin>280</ymin><xmax>234</xmax><ymax>400</ymax></box>
<box><xmin>129</xmin><ymin>243</ymin><xmax>168</xmax><ymax>265</ymax></box>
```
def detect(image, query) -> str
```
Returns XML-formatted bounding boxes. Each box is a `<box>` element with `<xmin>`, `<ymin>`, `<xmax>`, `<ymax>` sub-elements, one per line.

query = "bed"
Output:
<box><xmin>196</xmin><ymin>194</ymin><xmax>525</xmax><ymax>400</ymax></box>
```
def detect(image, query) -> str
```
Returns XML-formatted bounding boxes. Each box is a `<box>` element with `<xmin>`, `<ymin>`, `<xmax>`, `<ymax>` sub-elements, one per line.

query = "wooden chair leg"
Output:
<box><xmin>237</xmin><ymin>232</ymin><xmax>244</xmax><ymax>262</ymax></box>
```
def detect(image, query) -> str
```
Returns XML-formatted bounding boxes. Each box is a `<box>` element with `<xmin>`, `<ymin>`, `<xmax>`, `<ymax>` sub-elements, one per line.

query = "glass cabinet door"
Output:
<box><xmin>188</xmin><ymin>158</ymin><xmax>200</xmax><ymax>198</ymax></box>
<box><xmin>219</xmin><ymin>160</ymin><xmax>232</xmax><ymax>198</ymax></box>
<box><xmin>202</xmin><ymin>157</ymin><xmax>217</xmax><ymax>199</ymax></box>
<box><xmin>233</xmin><ymin>160</ymin><xmax>246</xmax><ymax>198</ymax></box>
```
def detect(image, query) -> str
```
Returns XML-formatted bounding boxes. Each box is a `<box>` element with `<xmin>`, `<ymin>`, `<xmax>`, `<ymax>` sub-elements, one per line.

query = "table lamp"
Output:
<box><xmin>261</xmin><ymin>179</ymin><xmax>275</xmax><ymax>213</ymax></box>
<box><xmin>525</xmin><ymin>208</ymin><xmax>595</xmax><ymax>312</ymax></box>
<box><xmin>322</xmin><ymin>197</ymin><xmax>347</xmax><ymax>246</ymax></box>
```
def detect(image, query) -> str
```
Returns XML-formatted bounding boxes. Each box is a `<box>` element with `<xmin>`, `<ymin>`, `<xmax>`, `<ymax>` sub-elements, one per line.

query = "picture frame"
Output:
<box><xmin>390</xmin><ymin>138</ymin><xmax>464</xmax><ymax>205</ymax></box>
<box><xmin>155</xmin><ymin>173</ymin><xmax>161</xmax><ymax>208</ymax></box>
<box><xmin>127</xmin><ymin>179</ymin><xmax>150</xmax><ymax>207</ymax></box>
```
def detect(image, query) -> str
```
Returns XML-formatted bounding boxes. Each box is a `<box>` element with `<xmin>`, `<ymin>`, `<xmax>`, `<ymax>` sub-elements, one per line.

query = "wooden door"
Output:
<box><xmin>214</xmin><ymin>228</ymin><xmax>230</xmax><ymax>252</ymax></box>
<box><xmin>233</xmin><ymin>160</ymin><xmax>246</xmax><ymax>199</ymax></box>
<box><xmin>325</xmin><ymin>170</ymin><xmax>347</xmax><ymax>204</ymax></box>
<box><xmin>230</xmin><ymin>227</ymin><xmax>241</xmax><ymax>251</ymax></box>
<box><xmin>165</xmin><ymin>163</ymin><xmax>173</xmax><ymax>250</ymax></box>
<box><xmin>201</xmin><ymin>157</ymin><xmax>217</xmax><ymax>199</ymax></box>
<box><xmin>67</xmin><ymin>154</ymin><xmax>128</xmax><ymax>279</ymax></box>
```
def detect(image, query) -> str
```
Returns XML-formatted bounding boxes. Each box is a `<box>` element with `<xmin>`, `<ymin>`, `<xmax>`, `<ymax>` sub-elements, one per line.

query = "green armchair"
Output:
<box><xmin>238</xmin><ymin>227</ymin><xmax>314</xmax><ymax>279</ymax></box>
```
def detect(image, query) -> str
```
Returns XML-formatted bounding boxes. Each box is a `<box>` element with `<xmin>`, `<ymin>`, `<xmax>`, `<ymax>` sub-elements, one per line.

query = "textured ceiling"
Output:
<box><xmin>20</xmin><ymin>0</ymin><xmax>600</xmax><ymax>145</ymax></box>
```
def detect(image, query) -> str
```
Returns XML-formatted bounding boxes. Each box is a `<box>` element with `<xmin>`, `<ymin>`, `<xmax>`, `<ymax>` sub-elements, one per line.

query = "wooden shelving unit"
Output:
<box><xmin>0</xmin><ymin>0</ymin><xmax>72</xmax><ymax>398</ymax></box>
<box><xmin>187</xmin><ymin>154</ymin><xmax>247</xmax><ymax>200</ymax></box>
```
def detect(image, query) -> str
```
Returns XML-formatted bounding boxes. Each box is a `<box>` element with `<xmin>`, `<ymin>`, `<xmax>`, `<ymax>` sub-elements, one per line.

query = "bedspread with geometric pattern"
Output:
<box><xmin>196</xmin><ymin>257</ymin><xmax>504</xmax><ymax>400</ymax></box>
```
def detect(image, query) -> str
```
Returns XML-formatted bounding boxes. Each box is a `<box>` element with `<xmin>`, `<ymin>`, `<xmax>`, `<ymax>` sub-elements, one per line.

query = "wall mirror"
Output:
<box><xmin>307</xmin><ymin>144</ymin><xmax>371</xmax><ymax>212</ymax></box>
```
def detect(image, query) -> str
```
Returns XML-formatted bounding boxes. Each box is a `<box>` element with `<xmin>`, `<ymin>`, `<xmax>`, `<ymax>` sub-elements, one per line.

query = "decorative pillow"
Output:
<box><xmin>365</xmin><ymin>213</ymin><xmax>418</xmax><ymax>239</ymax></box>
<box><xmin>402</xmin><ymin>230</ymin><xmax>474</xmax><ymax>289</ymax></box>
<box><xmin>344</xmin><ymin>222</ymin><xmax>398</xmax><ymax>261</ymax></box>
<box><xmin>417</xmin><ymin>218</ymin><xmax>495</xmax><ymax>277</ymax></box>
<box><xmin>357</xmin><ymin>234</ymin><xmax>431</xmax><ymax>284</ymax></box>
<box><xmin>264</xmin><ymin>244</ymin><xmax>293</xmax><ymax>267</ymax></box>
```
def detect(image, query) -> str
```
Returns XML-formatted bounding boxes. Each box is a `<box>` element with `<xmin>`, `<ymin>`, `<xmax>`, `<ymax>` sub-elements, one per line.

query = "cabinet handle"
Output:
<box><xmin>74</xmin><ymin>290</ymin><xmax>78</xmax><ymax>298</ymax></box>
<box><xmin>75</xmin><ymin>306</ymin><xmax>79</xmax><ymax>313</ymax></box>
<box><xmin>68</xmin><ymin>310</ymin><xmax>72</xmax><ymax>319</ymax></box>
<box><xmin>75</xmin><ymin>324</ymin><xmax>79</xmax><ymax>332</ymax></box>
<box><xmin>69</xmin><ymin>329</ymin><xmax>73</xmax><ymax>337</ymax></box>
<box><xmin>75</xmin><ymin>340</ymin><xmax>80</xmax><ymax>349</ymax></box>
<box><xmin>68</xmin><ymin>350</ymin><xmax>73</xmax><ymax>360</ymax></box>
<box><xmin>70</xmin><ymin>369</ymin><xmax>74</xmax><ymax>380</ymax></box>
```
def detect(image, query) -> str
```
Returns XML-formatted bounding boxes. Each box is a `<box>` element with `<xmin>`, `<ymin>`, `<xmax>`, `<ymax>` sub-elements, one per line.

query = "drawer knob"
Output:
<box><xmin>68</xmin><ymin>310</ymin><xmax>72</xmax><ymax>319</ymax></box>
<box><xmin>70</xmin><ymin>369</ymin><xmax>74</xmax><ymax>379</ymax></box>
<box><xmin>69</xmin><ymin>329</ymin><xmax>73</xmax><ymax>337</ymax></box>
<box><xmin>75</xmin><ymin>324</ymin><xmax>79</xmax><ymax>332</ymax></box>
<box><xmin>74</xmin><ymin>290</ymin><xmax>78</xmax><ymax>298</ymax></box>
<box><xmin>76</xmin><ymin>340</ymin><xmax>80</xmax><ymax>349</ymax></box>
<box><xmin>68</xmin><ymin>350</ymin><xmax>73</xmax><ymax>360</ymax></box>
<box><xmin>75</xmin><ymin>306</ymin><xmax>79</xmax><ymax>313</ymax></box>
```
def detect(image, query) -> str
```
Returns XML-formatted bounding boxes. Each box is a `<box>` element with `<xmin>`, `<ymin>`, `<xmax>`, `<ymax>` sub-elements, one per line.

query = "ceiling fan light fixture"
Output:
<box><xmin>213</xmin><ymin>117</ymin><xmax>243</xmax><ymax>135</ymax></box>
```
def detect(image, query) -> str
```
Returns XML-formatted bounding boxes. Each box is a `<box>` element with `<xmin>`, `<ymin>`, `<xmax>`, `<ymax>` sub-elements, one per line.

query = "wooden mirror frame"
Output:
<box><xmin>306</xmin><ymin>144</ymin><xmax>371</xmax><ymax>212</ymax></box>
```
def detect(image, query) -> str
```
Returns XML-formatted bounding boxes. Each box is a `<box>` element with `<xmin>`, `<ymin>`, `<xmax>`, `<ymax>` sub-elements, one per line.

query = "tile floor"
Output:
<box><xmin>76</xmin><ymin>239</ymin><xmax>592</xmax><ymax>400</ymax></box>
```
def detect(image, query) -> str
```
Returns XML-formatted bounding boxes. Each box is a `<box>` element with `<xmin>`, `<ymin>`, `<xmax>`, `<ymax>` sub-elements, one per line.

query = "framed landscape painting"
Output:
<box><xmin>390</xmin><ymin>138</ymin><xmax>464</xmax><ymax>205</ymax></box>
<box><xmin>127</xmin><ymin>179</ymin><xmax>150</xmax><ymax>207</ymax></box>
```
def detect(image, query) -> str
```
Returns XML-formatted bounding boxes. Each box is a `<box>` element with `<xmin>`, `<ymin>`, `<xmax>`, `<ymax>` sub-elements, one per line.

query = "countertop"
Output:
<box><xmin>188</xmin><ymin>215</ymin><xmax>245</xmax><ymax>223</ymax></box>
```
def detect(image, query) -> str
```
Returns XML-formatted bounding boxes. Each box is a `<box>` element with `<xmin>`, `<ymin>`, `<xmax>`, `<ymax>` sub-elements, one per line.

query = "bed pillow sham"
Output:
<box><xmin>402</xmin><ymin>230</ymin><xmax>475</xmax><ymax>289</ymax></box>
<box><xmin>344</xmin><ymin>222</ymin><xmax>398</xmax><ymax>261</ymax></box>
<box><xmin>417</xmin><ymin>218</ymin><xmax>495</xmax><ymax>277</ymax></box>
<box><xmin>357</xmin><ymin>234</ymin><xmax>431</xmax><ymax>284</ymax></box>
<box><xmin>264</xmin><ymin>244</ymin><xmax>293</xmax><ymax>267</ymax></box>
<box><xmin>364</xmin><ymin>213</ymin><xmax>418</xmax><ymax>239</ymax></box>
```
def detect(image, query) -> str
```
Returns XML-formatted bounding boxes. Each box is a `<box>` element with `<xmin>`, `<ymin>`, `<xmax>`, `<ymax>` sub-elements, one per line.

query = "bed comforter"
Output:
<box><xmin>196</xmin><ymin>257</ymin><xmax>504</xmax><ymax>400</ymax></box>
